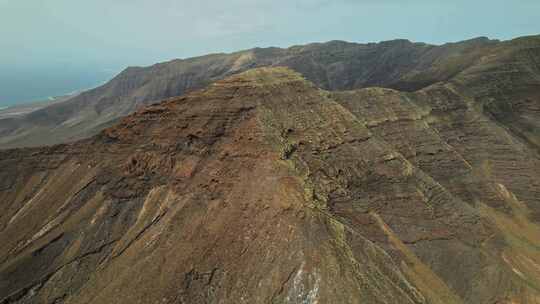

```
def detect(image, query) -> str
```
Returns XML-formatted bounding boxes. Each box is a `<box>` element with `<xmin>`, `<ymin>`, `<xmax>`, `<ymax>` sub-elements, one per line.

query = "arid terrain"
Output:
<box><xmin>2</xmin><ymin>35</ymin><xmax>539</xmax><ymax>151</ymax></box>
<box><xmin>1</xmin><ymin>35</ymin><xmax>540</xmax><ymax>303</ymax></box>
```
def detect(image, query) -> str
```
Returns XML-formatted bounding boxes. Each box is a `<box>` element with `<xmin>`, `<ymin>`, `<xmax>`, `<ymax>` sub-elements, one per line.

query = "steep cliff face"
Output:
<box><xmin>1</xmin><ymin>68</ymin><xmax>539</xmax><ymax>304</ymax></box>
<box><xmin>333</xmin><ymin>85</ymin><xmax>540</xmax><ymax>302</ymax></box>
<box><xmin>451</xmin><ymin>36</ymin><xmax>540</xmax><ymax>152</ymax></box>
<box><xmin>4</xmin><ymin>35</ymin><xmax>533</xmax><ymax>149</ymax></box>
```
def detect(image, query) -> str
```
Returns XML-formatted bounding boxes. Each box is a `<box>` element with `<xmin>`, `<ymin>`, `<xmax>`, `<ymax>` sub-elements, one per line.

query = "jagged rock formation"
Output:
<box><xmin>1</xmin><ymin>67</ymin><xmax>539</xmax><ymax>304</ymax></box>
<box><xmin>2</xmin><ymin>35</ymin><xmax>539</xmax><ymax>150</ymax></box>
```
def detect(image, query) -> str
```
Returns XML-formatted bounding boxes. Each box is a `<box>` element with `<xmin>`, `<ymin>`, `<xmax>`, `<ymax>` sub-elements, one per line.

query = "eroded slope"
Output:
<box><xmin>1</xmin><ymin>68</ymin><xmax>540</xmax><ymax>304</ymax></box>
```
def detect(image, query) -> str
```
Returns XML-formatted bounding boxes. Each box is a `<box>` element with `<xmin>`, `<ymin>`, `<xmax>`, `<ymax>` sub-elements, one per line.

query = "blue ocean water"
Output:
<box><xmin>0</xmin><ymin>66</ymin><xmax>119</xmax><ymax>108</ymax></box>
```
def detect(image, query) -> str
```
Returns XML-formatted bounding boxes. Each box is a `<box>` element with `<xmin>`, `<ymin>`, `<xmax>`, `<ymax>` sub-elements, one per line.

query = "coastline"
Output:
<box><xmin>0</xmin><ymin>93</ymin><xmax>78</xmax><ymax>119</ymax></box>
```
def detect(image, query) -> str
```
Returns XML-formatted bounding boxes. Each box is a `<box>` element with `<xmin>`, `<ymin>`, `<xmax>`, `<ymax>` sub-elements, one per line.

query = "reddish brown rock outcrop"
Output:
<box><xmin>1</xmin><ymin>67</ymin><xmax>539</xmax><ymax>304</ymax></box>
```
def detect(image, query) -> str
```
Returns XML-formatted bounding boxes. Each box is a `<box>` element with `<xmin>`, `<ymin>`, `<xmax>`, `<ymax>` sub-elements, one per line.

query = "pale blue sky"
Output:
<box><xmin>1</xmin><ymin>0</ymin><xmax>539</xmax><ymax>105</ymax></box>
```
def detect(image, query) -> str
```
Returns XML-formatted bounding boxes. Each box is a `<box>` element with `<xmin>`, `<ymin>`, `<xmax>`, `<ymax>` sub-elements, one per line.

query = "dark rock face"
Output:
<box><xmin>1</xmin><ymin>67</ymin><xmax>540</xmax><ymax>304</ymax></box>
<box><xmin>4</xmin><ymin>35</ymin><xmax>540</xmax><ymax>149</ymax></box>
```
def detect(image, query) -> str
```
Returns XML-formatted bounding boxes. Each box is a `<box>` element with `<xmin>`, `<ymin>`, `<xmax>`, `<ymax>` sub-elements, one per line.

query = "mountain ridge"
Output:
<box><xmin>2</xmin><ymin>35</ymin><xmax>538</xmax><ymax>149</ymax></box>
